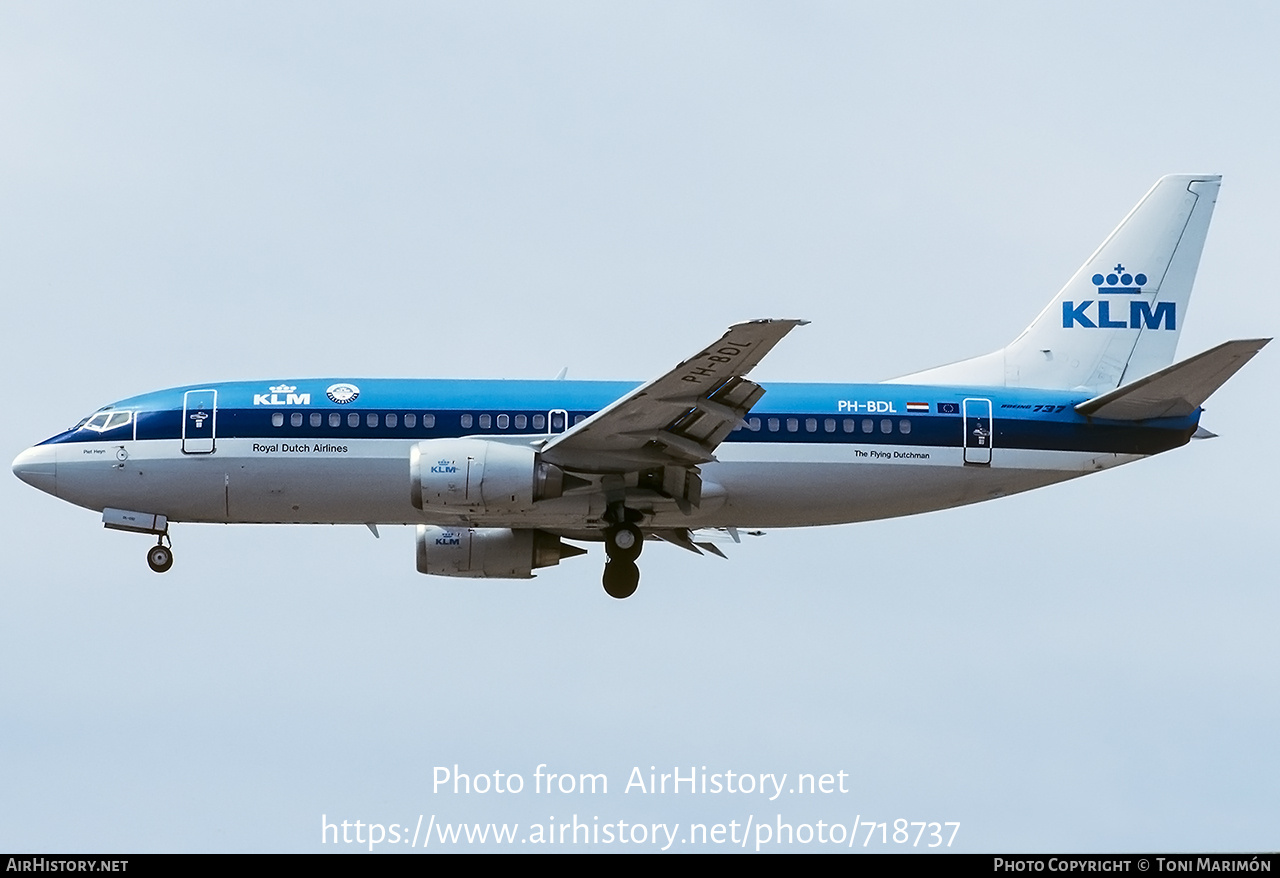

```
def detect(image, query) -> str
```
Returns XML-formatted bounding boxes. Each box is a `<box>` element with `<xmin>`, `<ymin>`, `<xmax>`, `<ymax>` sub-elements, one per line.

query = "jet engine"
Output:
<box><xmin>416</xmin><ymin>526</ymin><xmax>586</xmax><ymax>578</ymax></box>
<box><xmin>410</xmin><ymin>439</ymin><xmax>586</xmax><ymax>514</ymax></box>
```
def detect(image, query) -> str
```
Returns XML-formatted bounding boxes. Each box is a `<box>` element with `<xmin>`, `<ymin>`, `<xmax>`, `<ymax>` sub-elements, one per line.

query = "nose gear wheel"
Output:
<box><xmin>147</xmin><ymin>542</ymin><xmax>174</xmax><ymax>573</ymax></box>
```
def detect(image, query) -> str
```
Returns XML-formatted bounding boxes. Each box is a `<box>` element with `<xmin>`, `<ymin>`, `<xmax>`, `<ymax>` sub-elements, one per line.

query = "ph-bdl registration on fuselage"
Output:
<box><xmin>12</xmin><ymin>174</ymin><xmax>1268</xmax><ymax>598</ymax></box>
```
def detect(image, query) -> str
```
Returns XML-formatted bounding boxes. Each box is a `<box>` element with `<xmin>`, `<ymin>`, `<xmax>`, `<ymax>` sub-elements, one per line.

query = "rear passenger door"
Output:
<box><xmin>962</xmin><ymin>398</ymin><xmax>992</xmax><ymax>466</ymax></box>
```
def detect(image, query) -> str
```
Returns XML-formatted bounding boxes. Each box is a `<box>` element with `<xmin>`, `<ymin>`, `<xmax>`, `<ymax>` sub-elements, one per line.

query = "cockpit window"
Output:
<box><xmin>104</xmin><ymin>412</ymin><xmax>132</xmax><ymax>431</ymax></box>
<box><xmin>82</xmin><ymin>410</ymin><xmax>133</xmax><ymax>433</ymax></box>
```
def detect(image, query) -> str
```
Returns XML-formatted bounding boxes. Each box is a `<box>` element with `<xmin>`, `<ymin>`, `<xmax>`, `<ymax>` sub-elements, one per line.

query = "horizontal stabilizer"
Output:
<box><xmin>1075</xmin><ymin>338</ymin><xmax>1270</xmax><ymax>420</ymax></box>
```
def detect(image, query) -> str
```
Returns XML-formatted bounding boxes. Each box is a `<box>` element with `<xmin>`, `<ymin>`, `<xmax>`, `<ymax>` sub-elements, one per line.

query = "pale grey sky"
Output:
<box><xmin>2</xmin><ymin>1</ymin><xmax>1277</xmax><ymax>852</ymax></box>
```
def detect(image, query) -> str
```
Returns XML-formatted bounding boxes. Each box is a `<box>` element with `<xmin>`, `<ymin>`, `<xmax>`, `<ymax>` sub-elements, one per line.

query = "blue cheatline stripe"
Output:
<box><xmin>41</xmin><ymin>406</ymin><xmax>1195</xmax><ymax>456</ymax></box>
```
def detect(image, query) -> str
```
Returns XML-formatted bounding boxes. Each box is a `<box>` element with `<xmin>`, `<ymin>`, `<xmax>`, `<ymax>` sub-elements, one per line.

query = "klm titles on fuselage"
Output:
<box><xmin>254</xmin><ymin>384</ymin><xmax>311</xmax><ymax>406</ymax></box>
<box><xmin>1061</xmin><ymin>266</ymin><xmax>1176</xmax><ymax>330</ymax></box>
<box><xmin>252</xmin><ymin>382</ymin><xmax>361</xmax><ymax>406</ymax></box>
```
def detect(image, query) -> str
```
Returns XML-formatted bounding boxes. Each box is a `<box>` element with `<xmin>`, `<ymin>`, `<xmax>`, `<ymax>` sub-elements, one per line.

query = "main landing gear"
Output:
<box><xmin>601</xmin><ymin>514</ymin><xmax>643</xmax><ymax>600</ymax></box>
<box><xmin>147</xmin><ymin>534</ymin><xmax>174</xmax><ymax>573</ymax></box>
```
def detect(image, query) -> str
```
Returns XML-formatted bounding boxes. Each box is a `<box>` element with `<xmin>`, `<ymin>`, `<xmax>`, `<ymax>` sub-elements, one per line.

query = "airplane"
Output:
<box><xmin>11</xmin><ymin>174</ymin><xmax>1269</xmax><ymax>599</ymax></box>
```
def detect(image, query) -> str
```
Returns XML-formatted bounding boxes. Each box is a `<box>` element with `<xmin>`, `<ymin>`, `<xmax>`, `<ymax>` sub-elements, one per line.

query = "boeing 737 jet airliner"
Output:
<box><xmin>12</xmin><ymin>175</ymin><xmax>1268</xmax><ymax>598</ymax></box>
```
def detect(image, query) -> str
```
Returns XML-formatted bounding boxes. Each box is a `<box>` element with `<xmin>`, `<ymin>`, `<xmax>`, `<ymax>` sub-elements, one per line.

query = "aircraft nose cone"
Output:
<box><xmin>12</xmin><ymin>445</ymin><xmax>56</xmax><ymax>496</ymax></box>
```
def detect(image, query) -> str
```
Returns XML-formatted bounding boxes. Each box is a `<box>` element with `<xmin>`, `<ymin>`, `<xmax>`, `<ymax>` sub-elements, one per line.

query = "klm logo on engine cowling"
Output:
<box><xmin>1061</xmin><ymin>265</ymin><xmax>1175</xmax><ymax>330</ymax></box>
<box><xmin>253</xmin><ymin>384</ymin><xmax>312</xmax><ymax>406</ymax></box>
<box><xmin>430</xmin><ymin>459</ymin><xmax>460</xmax><ymax>474</ymax></box>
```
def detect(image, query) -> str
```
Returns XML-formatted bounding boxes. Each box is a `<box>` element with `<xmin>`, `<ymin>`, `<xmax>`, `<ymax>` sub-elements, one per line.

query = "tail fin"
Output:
<box><xmin>891</xmin><ymin>174</ymin><xmax>1221</xmax><ymax>391</ymax></box>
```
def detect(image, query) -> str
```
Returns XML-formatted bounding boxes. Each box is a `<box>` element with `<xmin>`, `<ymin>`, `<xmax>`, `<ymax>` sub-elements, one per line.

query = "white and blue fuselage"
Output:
<box><xmin>17</xmin><ymin>378</ymin><xmax>1193</xmax><ymax>531</ymax></box>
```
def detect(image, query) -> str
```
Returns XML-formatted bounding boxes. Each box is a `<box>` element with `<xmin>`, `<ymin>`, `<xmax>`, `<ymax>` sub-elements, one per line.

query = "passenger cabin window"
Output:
<box><xmin>900</xmin><ymin>419</ymin><xmax>911</xmax><ymax>434</ymax></box>
<box><xmin>460</xmin><ymin>414</ymin><xmax>473</xmax><ymax>429</ymax></box>
<box><xmin>291</xmin><ymin>412</ymin><xmax>303</xmax><ymax>427</ymax></box>
<box><xmin>497</xmin><ymin>414</ymin><xmax>509</xmax><ymax>429</ymax></box>
<box><xmin>329</xmin><ymin>412</ymin><xmax>341</xmax><ymax>427</ymax></box>
<box><xmin>748</xmin><ymin>417</ymin><xmax>760</xmax><ymax>431</ymax></box>
<box><xmin>843</xmin><ymin>419</ymin><xmax>855</xmax><ymax>433</ymax></box>
<box><xmin>825</xmin><ymin>418</ymin><xmax>836</xmax><ymax>433</ymax></box>
<box><xmin>880</xmin><ymin>418</ymin><xmax>892</xmax><ymax>433</ymax></box>
<box><xmin>367</xmin><ymin>413</ymin><xmax>378</xmax><ymax>428</ymax></box>
<box><xmin>862</xmin><ymin>418</ymin><xmax>874</xmax><ymax>433</ymax></box>
<box><xmin>386</xmin><ymin>413</ymin><xmax>398</xmax><ymax>428</ymax></box>
<box><xmin>348</xmin><ymin>412</ymin><xmax>359</xmax><ymax>428</ymax></box>
<box><xmin>479</xmin><ymin>414</ymin><xmax>491</xmax><ymax>429</ymax></box>
<box><xmin>272</xmin><ymin>412</ymin><xmax>284</xmax><ymax>427</ymax></box>
<box><xmin>514</xmin><ymin>414</ymin><xmax>527</xmax><ymax>429</ymax></box>
<box><xmin>768</xmin><ymin>418</ymin><xmax>779</xmax><ymax>432</ymax></box>
<box><xmin>786</xmin><ymin>418</ymin><xmax>798</xmax><ymax>432</ymax></box>
<box><xmin>805</xmin><ymin>418</ymin><xmax>817</xmax><ymax>432</ymax></box>
<box><xmin>310</xmin><ymin>413</ymin><xmax>322</xmax><ymax>427</ymax></box>
<box><xmin>404</xmin><ymin>413</ymin><xmax>417</xmax><ymax>428</ymax></box>
<box><xmin>533</xmin><ymin>414</ymin><xmax>546</xmax><ymax>430</ymax></box>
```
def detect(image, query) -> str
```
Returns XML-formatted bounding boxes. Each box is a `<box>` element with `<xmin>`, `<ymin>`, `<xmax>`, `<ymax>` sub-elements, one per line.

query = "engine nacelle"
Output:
<box><xmin>416</xmin><ymin>526</ymin><xmax>584</xmax><ymax>579</ymax></box>
<box><xmin>410</xmin><ymin>439</ymin><xmax>578</xmax><ymax>513</ymax></box>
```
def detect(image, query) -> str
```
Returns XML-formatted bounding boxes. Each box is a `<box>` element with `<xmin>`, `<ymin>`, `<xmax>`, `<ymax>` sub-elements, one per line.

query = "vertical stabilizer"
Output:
<box><xmin>890</xmin><ymin>175</ymin><xmax>1220</xmax><ymax>391</ymax></box>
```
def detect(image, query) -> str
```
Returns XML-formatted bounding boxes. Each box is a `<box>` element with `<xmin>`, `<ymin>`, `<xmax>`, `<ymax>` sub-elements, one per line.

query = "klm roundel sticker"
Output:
<box><xmin>326</xmin><ymin>383</ymin><xmax>360</xmax><ymax>405</ymax></box>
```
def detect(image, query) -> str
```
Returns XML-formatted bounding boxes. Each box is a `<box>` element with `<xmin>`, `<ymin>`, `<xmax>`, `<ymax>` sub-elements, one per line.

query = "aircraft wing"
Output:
<box><xmin>539</xmin><ymin>319</ymin><xmax>806</xmax><ymax>473</ymax></box>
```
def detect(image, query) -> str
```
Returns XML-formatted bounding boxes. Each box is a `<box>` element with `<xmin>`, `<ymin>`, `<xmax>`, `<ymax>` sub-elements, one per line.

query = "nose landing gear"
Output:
<box><xmin>101</xmin><ymin>509</ymin><xmax>175</xmax><ymax>578</ymax></box>
<box><xmin>102</xmin><ymin>509</ymin><xmax>174</xmax><ymax>574</ymax></box>
<box><xmin>146</xmin><ymin>535</ymin><xmax>174</xmax><ymax>573</ymax></box>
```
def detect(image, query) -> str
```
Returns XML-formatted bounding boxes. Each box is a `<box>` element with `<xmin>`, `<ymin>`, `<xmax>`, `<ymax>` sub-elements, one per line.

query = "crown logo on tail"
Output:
<box><xmin>1092</xmin><ymin>264</ymin><xmax>1147</xmax><ymax>294</ymax></box>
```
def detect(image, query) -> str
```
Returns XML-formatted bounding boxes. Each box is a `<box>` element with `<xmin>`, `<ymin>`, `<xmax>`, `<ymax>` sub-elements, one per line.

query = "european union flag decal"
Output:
<box><xmin>936</xmin><ymin>402</ymin><xmax>960</xmax><ymax>414</ymax></box>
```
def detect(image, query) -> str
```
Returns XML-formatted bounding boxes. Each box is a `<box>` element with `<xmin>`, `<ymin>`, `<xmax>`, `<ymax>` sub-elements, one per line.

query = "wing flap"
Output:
<box><xmin>1075</xmin><ymin>338</ymin><xmax>1270</xmax><ymax>420</ymax></box>
<box><xmin>651</xmin><ymin>528</ymin><xmax>729</xmax><ymax>558</ymax></box>
<box><xmin>541</xmin><ymin>319</ymin><xmax>805</xmax><ymax>472</ymax></box>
